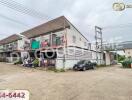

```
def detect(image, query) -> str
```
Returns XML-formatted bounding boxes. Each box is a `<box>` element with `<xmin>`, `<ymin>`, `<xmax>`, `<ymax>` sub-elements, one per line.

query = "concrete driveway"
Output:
<box><xmin>0</xmin><ymin>63</ymin><xmax>132</xmax><ymax>100</ymax></box>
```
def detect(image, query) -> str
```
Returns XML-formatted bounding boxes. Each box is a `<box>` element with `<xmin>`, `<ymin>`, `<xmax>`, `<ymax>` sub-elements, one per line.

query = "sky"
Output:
<box><xmin>0</xmin><ymin>0</ymin><xmax>132</xmax><ymax>44</ymax></box>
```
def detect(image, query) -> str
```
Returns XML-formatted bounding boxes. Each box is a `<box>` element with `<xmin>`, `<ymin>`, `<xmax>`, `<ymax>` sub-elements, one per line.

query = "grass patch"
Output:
<box><xmin>96</xmin><ymin>64</ymin><xmax>112</xmax><ymax>68</ymax></box>
<box><xmin>54</xmin><ymin>69</ymin><xmax>66</xmax><ymax>72</ymax></box>
<box><xmin>48</xmin><ymin>67</ymin><xmax>66</xmax><ymax>73</ymax></box>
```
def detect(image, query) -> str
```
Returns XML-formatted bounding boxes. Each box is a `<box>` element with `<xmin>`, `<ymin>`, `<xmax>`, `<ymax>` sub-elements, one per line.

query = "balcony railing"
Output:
<box><xmin>3</xmin><ymin>45</ymin><xmax>18</xmax><ymax>51</ymax></box>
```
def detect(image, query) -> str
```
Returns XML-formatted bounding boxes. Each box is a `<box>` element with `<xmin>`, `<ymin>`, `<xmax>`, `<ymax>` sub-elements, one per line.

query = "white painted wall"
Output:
<box><xmin>17</xmin><ymin>39</ymin><xmax>24</xmax><ymax>50</ymax></box>
<box><xmin>66</xmin><ymin>24</ymin><xmax>89</xmax><ymax>49</ymax></box>
<box><xmin>56</xmin><ymin>59</ymin><xmax>79</xmax><ymax>69</ymax></box>
<box><xmin>2</xmin><ymin>41</ymin><xmax>18</xmax><ymax>51</ymax></box>
<box><xmin>56</xmin><ymin>46</ymin><xmax>92</xmax><ymax>69</ymax></box>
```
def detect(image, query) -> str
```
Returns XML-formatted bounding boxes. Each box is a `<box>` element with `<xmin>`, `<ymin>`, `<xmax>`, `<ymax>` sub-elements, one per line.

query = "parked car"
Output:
<box><xmin>73</xmin><ymin>60</ymin><xmax>97</xmax><ymax>71</ymax></box>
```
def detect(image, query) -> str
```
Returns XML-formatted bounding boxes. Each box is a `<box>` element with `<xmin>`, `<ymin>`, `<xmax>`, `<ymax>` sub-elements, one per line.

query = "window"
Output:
<box><xmin>56</xmin><ymin>37</ymin><xmax>61</xmax><ymax>46</ymax></box>
<box><xmin>84</xmin><ymin>42</ymin><xmax>87</xmax><ymax>46</ymax></box>
<box><xmin>80</xmin><ymin>38</ymin><xmax>81</xmax><ymax>41</ymax></box>
<box><xmin>72</xmin><ymin>35</ymin><xmax>76</xmax><ymax>43</ymax></box>
<box><xmin>88</xmin><ymin>43</ymin><xmax>91</xmax><ymax>50</ymax></box>
<box><xmin>52</xmin><ymin>34</ymin><xmax>63</xmax><ymax>46</ymax></box>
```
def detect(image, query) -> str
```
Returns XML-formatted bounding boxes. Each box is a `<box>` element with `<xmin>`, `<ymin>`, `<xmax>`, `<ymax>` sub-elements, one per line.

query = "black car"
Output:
<box><xmin>73</xmin><ymin>60</ymin><xmax>97</xmax><ymax>71</ymax></box>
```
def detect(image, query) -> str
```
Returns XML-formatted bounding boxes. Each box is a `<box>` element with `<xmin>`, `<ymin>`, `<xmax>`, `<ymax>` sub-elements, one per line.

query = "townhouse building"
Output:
<box><xmin>0</xmin><ymin>34</ymin><xmax>22</xmax><ymax>62</ymax></box>
<box><xmin>0</xmin><ymin>16</ymin><xmax>104</xmax><ymax>69</ymax></box>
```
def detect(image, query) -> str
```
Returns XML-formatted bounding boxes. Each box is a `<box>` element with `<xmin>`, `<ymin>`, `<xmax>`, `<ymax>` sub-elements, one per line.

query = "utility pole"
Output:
<box><xmin>95</xmin><ymin>26</ymin><xmax>103</xmax><ymax>65</ymax></box>
<box><xmin>63</xmin><ymin>19</ymin><xmax>66</xmax><ymax>69</ymax></box>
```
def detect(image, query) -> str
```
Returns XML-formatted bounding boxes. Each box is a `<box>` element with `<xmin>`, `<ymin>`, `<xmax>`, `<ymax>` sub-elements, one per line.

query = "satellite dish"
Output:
<box><xmin>113</xmin><ymin>2</ymin><xmax>125</xmax><ymax>11</ymax></box>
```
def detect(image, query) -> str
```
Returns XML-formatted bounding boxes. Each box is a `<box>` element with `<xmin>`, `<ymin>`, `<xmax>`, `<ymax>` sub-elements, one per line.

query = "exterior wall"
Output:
<box><xmin>17</xmin><ymin>39</ymin><xmax>24</xmax><ymax>50</ymax></box>
<box><xmin>56</xmin><ymin>46</ymin><xmax>92</xmax><ymax>69</ymax></box>
<box><xmin>1</xmin><ymin>41</ymin><xmax>19</xmax><ymax>51</ymax></box>
<box><xmin>0</xmin><ymin>45</ymin><xmax>3</xmax><ymax>52</ymax></box>
<box><xmin>54</xmin><ymin>24</ymin><xmax>104</xmax><ymax>69</ymax></box>
<box><xmin>56</xmin><ymin>59</ymin><xmax>77</xmax><ymax>69</ymax></box>
<box><xmin>53</xmin><ymin>24</ymin><xmax>93</xmax><ymax>69</ymax></box>
<box><xmin>6</xmin><ymin>57</ymin><xmax>19</xmax><ymax>63</ymax></box>
<box><xmin>91</xmin><ymin>51</ymin><xmax>104</xmax><ymax>65</ymax></box>
<box><xmin>0</xmin><ymin>21</ymin><xmax>106</xmax><ymax>66</ymax></box>
<box><xmin>0</xmin><ymin>39</ymin><xmax>24</xmax><ymax>62</ymax></box>
<box><xmin>124</xmin><ymin>49</ymin><xmax>132</xmax><ymax>58</ymax></box>
<box><xmin>66</xmin><ymin>24</ymin><xmax>90</xmax><ymax>49</ymax></box>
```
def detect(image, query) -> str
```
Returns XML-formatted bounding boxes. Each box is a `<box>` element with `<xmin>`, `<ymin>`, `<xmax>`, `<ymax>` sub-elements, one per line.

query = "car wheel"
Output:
<box><xmin>83</xmin><ymin>67</ymin><xmax>86</xmax><ymax>71</ymax></box>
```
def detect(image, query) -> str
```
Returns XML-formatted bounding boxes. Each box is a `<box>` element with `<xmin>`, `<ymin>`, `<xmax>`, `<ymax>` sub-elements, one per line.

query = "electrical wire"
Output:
<box><xmin>0</xmin><ymin>0</ymin><xmax>50</xmax><ymax>20</ymax></box>
<box><xmin>0</xmin><ymin>0</ymin><xmax>51</xmax><ymax>36</ymax></box>
<box><xmin>0</xmin><ymin>0</ymin><xmax>45</xmax><ymax>19</ymax></box>
<box><xmin>0</xmin><ymin>13</ymin><xmax>28</xmax><ymax>27</ymax></box>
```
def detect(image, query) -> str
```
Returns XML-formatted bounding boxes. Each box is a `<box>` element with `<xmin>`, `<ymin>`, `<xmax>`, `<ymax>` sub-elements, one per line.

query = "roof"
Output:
<box><xmin>120</xmin><ymin>41</ymin><xmax>132</xmax><ymax>49</ymax></box>
<box><xmin>0</xmin><ymin>34</ymin><xmax>21</xmax><ymax>45</ymax></box>
<box><xmin>20</xmin><ymin>16</ymin><xmax>70</xmax><ymax>38</ymax></box>
<box><xmin>123</xmin><ymin>43</ymin><xmax>132</xmax><ymax>49</ymax></box>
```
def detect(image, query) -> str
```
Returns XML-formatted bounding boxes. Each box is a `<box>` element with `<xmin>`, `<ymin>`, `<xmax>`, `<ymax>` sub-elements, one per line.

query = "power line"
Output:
<box><xmin>0</xmin><ymin>0</ymin><xmax>51</xmax><ymax>33</ymax></box>
<box><xmin>0</xmin><ymin>0</ymin><xmax>49</xmax><ymax>19</ymax></box>
<box><xmin>0</xmin><ymin>0</ymin><xmax>50</xmax><ymax>19</ymax></box>
<box><xmin>0</xmin><ymin>0</ymin><xmax>46</xmax><ymax>19</ymax></box>
<box><xmin>0</xmin><ymin>13</ymin><xmax>28</xmax><ymax>27</ymax></box>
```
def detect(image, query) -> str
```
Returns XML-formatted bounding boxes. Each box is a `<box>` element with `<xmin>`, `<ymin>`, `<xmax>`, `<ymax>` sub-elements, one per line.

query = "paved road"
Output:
<box><xmin>0</xmin><ymin>63</ymin><xmax>132</xmax><ymax>100</ymax></box>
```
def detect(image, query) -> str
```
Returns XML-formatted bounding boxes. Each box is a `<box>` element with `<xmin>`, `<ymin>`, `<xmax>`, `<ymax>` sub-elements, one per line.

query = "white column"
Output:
<box><xmin>105</xmin><ymin>51</ymin><xmax>111</xmax><ymax>65</ymax></box>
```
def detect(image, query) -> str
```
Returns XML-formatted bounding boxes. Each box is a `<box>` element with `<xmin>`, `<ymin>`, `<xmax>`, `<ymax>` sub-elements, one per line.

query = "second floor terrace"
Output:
<box><xmin>23</xmin><ymin>31</ymin><xmax>66</xmax><ymax>50</ymax></box>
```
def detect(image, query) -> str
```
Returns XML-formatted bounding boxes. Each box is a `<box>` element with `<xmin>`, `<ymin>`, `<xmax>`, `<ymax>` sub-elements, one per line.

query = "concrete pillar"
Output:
<box><xmin>105</xmin><ymin>51</ymin><xmax>111</xmax><ymax>65</ymax></box>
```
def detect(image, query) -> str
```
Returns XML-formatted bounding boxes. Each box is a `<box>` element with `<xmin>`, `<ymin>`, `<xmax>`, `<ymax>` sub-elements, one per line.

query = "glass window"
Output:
<box><xmin>72</xmin><ymin>35</ymin><xmax>76</xmax><ymax>43</ymax></box>
<box><xmin>88</xmin><ymin>43</ymin><xmax>91</xmax><ymax>50</ymax></box>
<box><xmin>56</xmin><ymin>37</ymin><xmax>61</xmax><ymax>46</ymax></box>
<box><xmin>84</xmin><ymin>42</ymin><xmax>87</xmax><ymax>46</ymax></box>
<box><xmin>52</xmin><ymin>34</ymin><xmax>63</xmax><ymax>46</ymax></box>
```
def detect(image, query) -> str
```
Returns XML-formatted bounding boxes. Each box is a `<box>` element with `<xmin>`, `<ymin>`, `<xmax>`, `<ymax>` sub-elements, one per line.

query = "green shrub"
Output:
<box><xmin>33</xmin><ymin>59</ymin><xmax>39</xmax><ymax>67</ymax></box>
<box><xmin>51</xmin><ymin>68</ymin><xmax>66</xmax><ymax>73</ymax></box>
<box><xmin>14</xmin><ymin>59</ymin><xmax>23</xmax><ymax>65</ymax></box>
<box><xmin>121</xmin><ymin>58</ymin><xmax>132</xmax><ymax>68</ymax></box>
<box><xmin>59</xmin><ymin>68</ymin><xmax>66</xmax><ymax>72</ymax></box>
<box><xmin>48</xmin><ymin>67</ymin><xmax>56</xmax><ymax>71</ymax></box>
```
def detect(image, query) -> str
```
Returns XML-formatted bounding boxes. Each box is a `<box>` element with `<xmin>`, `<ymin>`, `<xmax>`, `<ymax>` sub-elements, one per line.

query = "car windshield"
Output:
<box><xmin>77</xmin><ymin>60</ymin><xmax>85</xmax><ymax>64</ymax></box>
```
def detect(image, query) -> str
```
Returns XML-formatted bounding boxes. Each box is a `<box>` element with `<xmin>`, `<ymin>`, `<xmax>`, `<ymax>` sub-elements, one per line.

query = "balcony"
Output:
<box><xmin>3</xmin><ymin>44</ymin><xmax>18</xmax><ymax>52</ymax></box>
<box><xmin>30</xmin><ymin>33</ymin><xmax>65</xmax><ymax>50</ymax></box>
<box><xmin>41</xmin><ymin>35</ymin><xmax>64</xmax><ymax>49</ymax></box>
